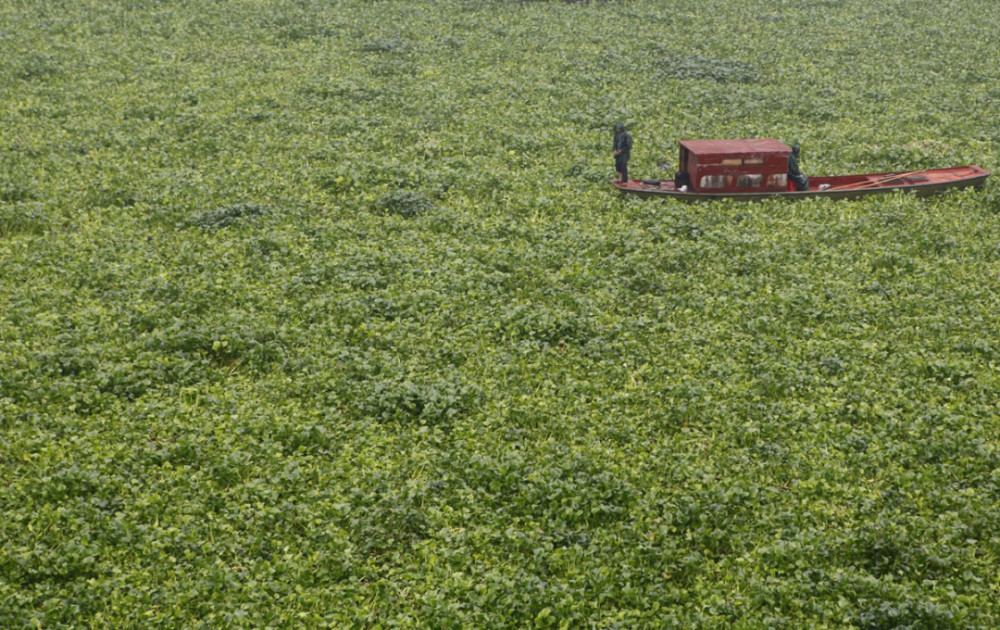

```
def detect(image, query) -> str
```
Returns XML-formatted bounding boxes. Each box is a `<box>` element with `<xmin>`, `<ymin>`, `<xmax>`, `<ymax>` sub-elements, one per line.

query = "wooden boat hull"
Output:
<box><xmin>611</xmin><ymin>166</ymin><xmax>990</xmax><ymax>201</ymax></box>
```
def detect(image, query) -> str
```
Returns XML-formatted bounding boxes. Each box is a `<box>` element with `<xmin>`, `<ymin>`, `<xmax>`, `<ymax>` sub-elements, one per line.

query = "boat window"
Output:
<box><xmin>767</xmin><ymin>174</ymin><xmax>787</xmax><ymax>188</ymax></box>
<box><xmin>700</xmin><ymin>175</ymin><xmax>725</xmax><ymax>189</ymax></box>
<box><xmin>743</xmin><ymin>157</ymin><xmax>764</xmax><ymax>166</ymax></box>
<box><xmin>737</xmin><ymin>174</ymin><xmax>763</xmax><ymax>188</ymax></box>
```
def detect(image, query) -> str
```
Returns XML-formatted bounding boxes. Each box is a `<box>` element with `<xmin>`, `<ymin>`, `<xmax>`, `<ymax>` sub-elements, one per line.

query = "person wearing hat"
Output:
<box><xmin>788</xmin><ymin>144</ymin><xmax>809</xmax><ymax>191</ymax></box>
<box><xmin>613</xmin><ymin>123</ymin><xmax>633</xmax><ymax>183</ymax></box>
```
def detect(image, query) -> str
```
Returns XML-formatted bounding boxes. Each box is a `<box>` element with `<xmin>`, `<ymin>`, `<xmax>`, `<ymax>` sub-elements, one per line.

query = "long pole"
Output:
<box><xmin>825</xmin><ymin>169</ymin><xmax>928</xmax><ymax>192</ymax></box>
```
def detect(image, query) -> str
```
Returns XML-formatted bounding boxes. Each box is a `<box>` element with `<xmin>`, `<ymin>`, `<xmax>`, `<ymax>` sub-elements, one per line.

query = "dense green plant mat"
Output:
<box><xmin>2</xmin><ymin>0</ymin><xmax>1000</xmax><ymax>626</ymax></box>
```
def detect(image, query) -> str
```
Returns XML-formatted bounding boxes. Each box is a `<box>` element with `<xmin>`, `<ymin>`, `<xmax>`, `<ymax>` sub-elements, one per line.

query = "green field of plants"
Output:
<box><xmin>3</xmin><ymin>0</ymin><xmax>1000</xmax><ymax>626</ymax></box>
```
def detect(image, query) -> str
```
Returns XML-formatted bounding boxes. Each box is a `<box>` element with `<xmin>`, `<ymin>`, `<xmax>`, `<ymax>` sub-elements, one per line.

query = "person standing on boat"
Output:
<box><xmin>613</xmin><ymin>123</ymin><xmax>632</xmax><ymax>183</ymax></box>
<box><xmin>788</xmin><ymin>144</ymin><xmax>809</xmax><ymax>191</ymax></box>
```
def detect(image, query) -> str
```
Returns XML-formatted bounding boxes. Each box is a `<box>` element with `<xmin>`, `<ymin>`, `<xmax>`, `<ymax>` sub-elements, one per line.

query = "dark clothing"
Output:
<box><xmin>614</xmin><ymin>130</ymin><xmax>632</xmax><ymax>182</ymax></box>
<box><xmin>788</xmin><ymin>152</ymin><xmax>808</xmax><ymax>191</ymax></box>
<box><xmin>615</xmin><ymin>154</ymin><xmax>629</xmax><ymax>182</ymax></box>
<box><xmin>613</xmin><ymin>130</ymin><xmax>633</xmax><ymax>159</ymax></box>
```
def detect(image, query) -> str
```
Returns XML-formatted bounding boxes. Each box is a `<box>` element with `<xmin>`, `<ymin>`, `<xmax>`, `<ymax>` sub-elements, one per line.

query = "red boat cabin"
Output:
<box><xmin>679</xmin><ymin>138</ymin><xmax>791</xmax><ymax>193</ymax></box>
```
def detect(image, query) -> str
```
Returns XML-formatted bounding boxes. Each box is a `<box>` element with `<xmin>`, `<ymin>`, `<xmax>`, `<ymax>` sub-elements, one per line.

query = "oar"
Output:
<box><xmin>825</xmin><ymin>169</ymin><xmax>928</xmax><ymax>192</ymax></box>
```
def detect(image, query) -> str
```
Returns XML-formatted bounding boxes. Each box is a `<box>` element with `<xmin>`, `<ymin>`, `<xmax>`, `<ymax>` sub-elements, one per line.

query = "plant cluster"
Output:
<box><xmin>2</xmin><ymin>0</ymin><xmax>1000</xmax><ymax>627</ymax></box>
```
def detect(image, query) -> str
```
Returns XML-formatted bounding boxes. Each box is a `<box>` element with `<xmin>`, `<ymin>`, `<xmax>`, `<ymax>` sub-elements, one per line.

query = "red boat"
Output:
<box><xmin>611</xmin><ymin>139</ymin><xmax>990</xmax><ymax>201</ymax></box>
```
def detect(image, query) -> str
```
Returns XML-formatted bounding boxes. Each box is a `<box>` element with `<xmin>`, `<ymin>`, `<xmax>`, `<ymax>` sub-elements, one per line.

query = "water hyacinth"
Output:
<box><xmin>1</xmin><ymin>0</ymin><xmax>999</xmax><ymax>627</ymax></box>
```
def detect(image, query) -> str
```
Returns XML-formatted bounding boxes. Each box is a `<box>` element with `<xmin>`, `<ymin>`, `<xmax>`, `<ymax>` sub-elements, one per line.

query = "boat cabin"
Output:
<box><xmin>678</xmin><ymin>138</ymin><xmax>791</xmax><ymax>193</ymax></box>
